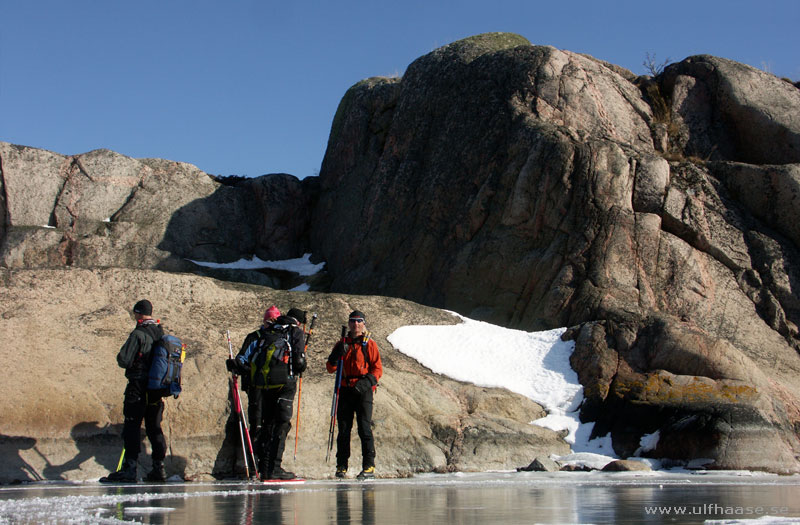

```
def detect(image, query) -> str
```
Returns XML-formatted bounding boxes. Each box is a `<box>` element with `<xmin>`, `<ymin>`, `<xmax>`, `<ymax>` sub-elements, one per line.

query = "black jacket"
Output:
<box><xmin>117</xmin><ymin>320</ymin><xmax>164</xmax><ymax>383</ymax></box>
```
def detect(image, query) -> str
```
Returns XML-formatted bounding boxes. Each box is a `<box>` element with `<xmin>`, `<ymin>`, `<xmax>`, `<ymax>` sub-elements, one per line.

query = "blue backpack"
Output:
<box><xmin>147</xmin><ymin>334</ymin><xmax>186</xmax><ymax>398</ymax></box>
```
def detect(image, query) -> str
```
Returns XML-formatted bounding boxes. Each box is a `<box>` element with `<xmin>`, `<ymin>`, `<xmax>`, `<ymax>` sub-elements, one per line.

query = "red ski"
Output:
<box><xmin>261</xmin><ymin>478</ymin><xmax>305</xmax><ymax>484</ymax></box>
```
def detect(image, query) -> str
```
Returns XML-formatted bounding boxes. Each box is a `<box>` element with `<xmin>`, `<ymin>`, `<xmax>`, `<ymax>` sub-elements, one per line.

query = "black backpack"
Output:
<box><xmin>249</xmin><ymin>325</ymin><xmax>293</xmax><ymax>388</ymax></box>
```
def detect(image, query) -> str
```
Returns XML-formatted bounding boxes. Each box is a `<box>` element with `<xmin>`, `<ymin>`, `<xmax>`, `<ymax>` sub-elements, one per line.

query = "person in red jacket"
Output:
<box><xmin>326</xmin><ymin>310</ymin><xmax>383</xmax><ymax>479</ymax></box>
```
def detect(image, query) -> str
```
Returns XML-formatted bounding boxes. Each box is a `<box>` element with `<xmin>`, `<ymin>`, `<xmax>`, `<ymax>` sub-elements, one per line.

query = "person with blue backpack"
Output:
<box><xmin>101</xmin><ymin>299</ymin><xmax>169</xmax><ymax>483</ymax></box>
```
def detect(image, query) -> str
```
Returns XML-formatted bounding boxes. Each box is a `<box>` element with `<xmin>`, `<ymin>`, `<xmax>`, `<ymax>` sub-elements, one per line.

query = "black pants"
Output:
<box><xmin>250</xmin><ymin>381</ymin><xmax>296</xmax><ymax>472</ymax></box>
<box><xmin>122</xmin><ymin>383</ymin><xmax>166</xmax><ymax>462</ymax></box>
<box><xmin>336</xmin><ymin>386</ymin><xmax>375</xmax><ymax>469</ymax></box>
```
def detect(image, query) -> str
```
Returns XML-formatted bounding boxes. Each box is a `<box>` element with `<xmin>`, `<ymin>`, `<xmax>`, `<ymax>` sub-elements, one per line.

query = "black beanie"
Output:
<box><xmin>133</xmin><ymin>299</ymin><xmax>153</xmax><ymax>316</ymax></box>
<box><xmin>287</xmin><ymin>307</ymin><xmax>307</xmax><ymax>324</ymax></box>
<box><xmin>349</xmin><ymin>310</ymin><xmax>366</xmax><ymax>322</ymax></box>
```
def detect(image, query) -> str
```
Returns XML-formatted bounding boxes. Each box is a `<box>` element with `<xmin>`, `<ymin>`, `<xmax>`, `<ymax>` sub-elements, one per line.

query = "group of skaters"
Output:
<box><xmin>101</xmin><ymin>300</ymin><xmax>383</xmax><ymax>483</ymax></box>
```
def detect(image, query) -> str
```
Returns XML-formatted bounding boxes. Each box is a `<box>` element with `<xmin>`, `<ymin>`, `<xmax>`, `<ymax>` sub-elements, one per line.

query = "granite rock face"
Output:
<box><xmin>659</xmin><ymin>55</ymin><xmax>800</xmax><ymax>164</ymax></box>
<box><xmin>0</xmin><ymin>144</ymin><xmax>313</xmax><ymax>285</ymax></box>
<box><xmin>311</xmin><ymin>33</ymin><xmax>800</xmax><ymax>472</ymax></box>
<box><xmin>0</xmin><ymin>267</ymin><xmax>567</xmax><ymax>483</ymax></box>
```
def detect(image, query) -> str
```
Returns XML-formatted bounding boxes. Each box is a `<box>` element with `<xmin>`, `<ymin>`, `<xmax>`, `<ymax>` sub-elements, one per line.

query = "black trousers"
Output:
<box><xmin>122</xmin><ymin>382</ymin><xmax>166</xmax><ymax>462</ymax></box>
<box><xmin>249</xmin><ymin>381</ymin><xmax>297</xmax><ymax>471</ymax></box>
<box><xmin>336</xmin><ymin>386</ymin><xmax>375</xmax><ymax>469</ymax></box>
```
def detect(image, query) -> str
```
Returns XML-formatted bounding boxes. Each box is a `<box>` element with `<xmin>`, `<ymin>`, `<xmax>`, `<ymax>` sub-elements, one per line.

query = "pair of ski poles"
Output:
<box><xmin>325</xmin><ymin>326</ymin><xmax>346</xmax><ymax>463</ymax></box>
<box><xmin>226</xmin><ymin>330</ymin><xmax>259</xmax><ymax>479</ymax></box>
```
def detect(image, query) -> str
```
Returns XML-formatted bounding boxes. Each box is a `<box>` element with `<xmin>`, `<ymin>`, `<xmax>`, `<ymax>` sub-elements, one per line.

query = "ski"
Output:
<box><xmin>260</xmin><ymin>478</ymin><xmax>306</xmax><ymax>484</ymax></box>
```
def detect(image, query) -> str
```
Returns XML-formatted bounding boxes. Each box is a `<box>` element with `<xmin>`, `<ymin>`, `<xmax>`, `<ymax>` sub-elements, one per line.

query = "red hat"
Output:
<box><xmin>264</xmin><ymin>305</ymin><xmax>281</xmax><ymax>323</ymax></box>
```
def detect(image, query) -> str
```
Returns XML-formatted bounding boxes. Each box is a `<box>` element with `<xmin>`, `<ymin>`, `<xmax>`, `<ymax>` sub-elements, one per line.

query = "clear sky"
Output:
<box><xmin>2</xmin><ymin>0</ymin><xmax>798</xmax><ymax>180</ymax></box>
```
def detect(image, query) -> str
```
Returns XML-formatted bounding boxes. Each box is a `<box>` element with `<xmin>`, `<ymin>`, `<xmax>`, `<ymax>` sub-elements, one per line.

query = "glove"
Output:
<box><xmin>328</xmin><ymin>344</ymin><xmax>344</xmax><ymax>364</ymax></box>
<box><xmin>225</xmin><ymin>358</ymin><xmax>237</xmax><ymax>373</ymax></box>
<box><xmin>354</xmin><ymin>377</ymin><xmax>372</xmax><ymax>394</ymax></box>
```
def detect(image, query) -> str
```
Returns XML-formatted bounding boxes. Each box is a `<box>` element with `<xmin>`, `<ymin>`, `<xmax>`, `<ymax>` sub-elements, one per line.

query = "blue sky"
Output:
<box><xmin>2</xmin><ymin>1</ymin><xmax>798</xmax><ymax>180</ymax></box>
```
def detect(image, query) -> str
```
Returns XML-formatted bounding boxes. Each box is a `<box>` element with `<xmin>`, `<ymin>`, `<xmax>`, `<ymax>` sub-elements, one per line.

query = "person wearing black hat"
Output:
<box><xmin>227</xmin><ymin>306</ymin><xmax>307</xmax><ymax>480</ymax></box>
<box><xmin>326</xmin><ymin>310</ymin><xmax>383</xmax><ymax>479</ymax></box>
<box><xmin>101</xmin><ymin>299</ymin><xmax>168</xmax><ymax>483</ymax></box>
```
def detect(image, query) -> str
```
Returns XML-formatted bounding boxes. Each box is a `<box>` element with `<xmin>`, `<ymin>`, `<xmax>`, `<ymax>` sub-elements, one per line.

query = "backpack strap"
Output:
<box><xmin>134</xmin><ymin>322</ymin><xmax>161</xmax><ymax>361</ymax></box>
<box><xmin>360</xmin><ymin>332</ymin><xmax>371</xmax><ymax>368</ymax></box>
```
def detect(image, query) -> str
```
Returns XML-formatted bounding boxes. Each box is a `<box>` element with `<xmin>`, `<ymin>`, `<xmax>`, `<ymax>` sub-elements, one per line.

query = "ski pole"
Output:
<box><xmin>326</xmin><ymin>326</ymin><xmax>346</xmax><ymax>463</ymax></box>
<box><xmin>227</xmin><ymin>330</ymin><xmax>259</xmax><ymax>480</ymax></box>
<box><xmin>294</xmin><ymin>313</ymin><xmax>317</xmax><ymax>460</ymax></box>
<box><xmin>227</xmin><ymin>334</ymin><xmax>249</xmax><ymax>479</ymax></box>
<box><xmin>228</xmin><ymin>331</ymin><xmax>259</xmax><ymax>479</ymax></box>
<box><xmin>116</xmin><ymin>448</ymin><xmax>126</xmax><ymax>471</ymax></box>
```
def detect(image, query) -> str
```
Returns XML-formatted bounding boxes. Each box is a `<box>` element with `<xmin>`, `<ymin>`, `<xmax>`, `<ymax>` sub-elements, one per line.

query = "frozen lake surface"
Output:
<box><xmin>2</xmin><ymin>471</ymin><xmax>800</xmax><ymax>524</ymax></box>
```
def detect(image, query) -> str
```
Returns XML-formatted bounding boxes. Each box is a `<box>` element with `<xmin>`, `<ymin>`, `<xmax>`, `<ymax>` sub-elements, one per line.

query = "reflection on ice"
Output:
<box><xmin>2</xmin><ymin>472</ymin><xmax>800</xmax><ymax>524</ymax></box>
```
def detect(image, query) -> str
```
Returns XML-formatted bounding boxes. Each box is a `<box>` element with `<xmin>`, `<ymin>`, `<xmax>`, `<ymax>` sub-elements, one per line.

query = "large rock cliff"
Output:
<box><xmin>311</xmin><ymin>34</ymin><xmax>800</xmax><ymax>472</ymax></box>
<box><xmin>2</xmin><ymin>32</ymin><xmax>799</xmax><ymax>475</ymax></box>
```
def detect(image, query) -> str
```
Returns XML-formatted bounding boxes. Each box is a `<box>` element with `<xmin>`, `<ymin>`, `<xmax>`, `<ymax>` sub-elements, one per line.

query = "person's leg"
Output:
<box><xmin>103</xmin><ymin>385</ymin><xmax>145</xmax><ymax>481</ymax></box>
<box><xmin>336</xmin><ymin>388</ymin><xmax>357</xmax><ymax>473</ymax></box>
<box><xmin>144</xmin><ymin>395</ymin><xmax>166</xmax><ymax>461</ymax></box>
<box><xmin>121</xmin><ymin>400</ymin><xmax>145</xmax><ymax>463</ymax></box>
<box><xmin>354</xmin><ymin>388</ymin><xmax>376</xmax><ymax>479</ymax></box>
<box><xmin>121</xmin><ymin>383</ymin><xmax>146</xmax><ymax>463</ymax></box>
<box><xmin>144</xmin><ymin>395</ymin><xmax>167</xmax><ymax>481</ymax></box>
<box><xmin>267</xmin><ymin>383</ymin><xmax>297</xmax><ymax>479</ymax></box>
<box><xmin>355</xmin><ymin>388</ymin><xmax>375</xmax><ymax>469</ymax></box>
<box><xmin>253</xmin><ymin>388</ymin><xmax>272</xmax><ymax>476</ymax></box>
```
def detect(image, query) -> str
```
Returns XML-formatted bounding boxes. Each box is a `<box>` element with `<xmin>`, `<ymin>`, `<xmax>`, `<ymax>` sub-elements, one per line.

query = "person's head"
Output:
<box><xmin>286</xmin><ymin>307</ymin><xmax>307</xmax><ymax>325</ymax></box>
<box><xmin>133</xmin><ymin>299</ymin><xmax>153</xmax><ymax>321</ymax></box>
<box><xmin>264</xmin><ymin>305</ymin><xmax>281</xmax><ymax>325</ymax></box>
<box><xmin>348</xmin><ymin>310</ymin><xmax>366</xmax><ymax>337</ymax></box>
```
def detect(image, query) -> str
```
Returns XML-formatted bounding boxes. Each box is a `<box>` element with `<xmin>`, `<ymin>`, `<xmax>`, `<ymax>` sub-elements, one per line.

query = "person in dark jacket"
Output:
<box><xmin>228</xmin><ymin>307</ymin><xmax>307</xmax><ymax>480</ymax></box>
<box><xmin>326</xmin><ymin>310</ymin><xmax>383</xmax><ymax>479</ymax></box>
<box><xmin>238</xmin><ymin>305</ymin><xmax>282</xmax><ymax>452</ymax></box>
<box><xmin>101</xmin><ymin>299</ymin><xmax>167</xmax><ymax>483</ymax></box>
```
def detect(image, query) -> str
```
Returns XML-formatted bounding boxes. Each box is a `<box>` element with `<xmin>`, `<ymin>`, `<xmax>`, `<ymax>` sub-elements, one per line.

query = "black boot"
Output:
<box><xmin>259</xmin><ymin>461</ymin><xmax>271</xmax><ymax>481</ymax></box>
<box><xmin>101</xmin><ymin>458</ymin><xmax>137</xmax><ymax>483</ymax></box>
<box><xmin>269</xmin><ymin>466</ymin><xmax>297</xmax><ymax>480</ymax></box>
<box><xmin>357</xmin><ymin>466</ymin><xmax>375</xmax><ymax>480</ymax></box>
<box><xmin>145</xmin><ymin>460</ymin><xmax>166</xmax><ymax>482</ymax></box>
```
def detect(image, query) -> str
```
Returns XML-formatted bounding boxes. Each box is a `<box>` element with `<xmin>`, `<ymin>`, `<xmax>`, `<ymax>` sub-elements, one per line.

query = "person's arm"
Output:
<box><xmin>326</xmin><ymin>341</ymin><xmax>344</xmax><ymax>373</ymax></box>
<box><xmin>366</xmin><ymin>340</ymin><xmax>382</xmax><ymax>384</ymax></box>
<box><xmin>236</xmin><ymin>337</ymin><xmax>258</xmax><ymax>368</ymax></box>
<box><xmin>292</xmin><ymin>327</ymin><xmax>306</xmax><ymax>375</ymax></box>
<box><xmin>116</xmin><ymin>330</ymin><xmax>144</xmax><ymax>369</ymax></box>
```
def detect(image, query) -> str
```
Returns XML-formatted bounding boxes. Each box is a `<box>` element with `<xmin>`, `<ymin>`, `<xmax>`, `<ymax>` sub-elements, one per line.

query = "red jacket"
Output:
<box><xmin>327</xmin><ymin>333</ymin><xmax>383</xmax><ymax>388</ymax></box>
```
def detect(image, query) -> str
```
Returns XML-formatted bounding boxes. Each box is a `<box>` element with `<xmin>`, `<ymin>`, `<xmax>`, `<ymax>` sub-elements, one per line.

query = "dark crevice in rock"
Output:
<box><xmin>0</xmin><ymin>153</ymin><xmax>8</xmax><ymax>243</ymax></box>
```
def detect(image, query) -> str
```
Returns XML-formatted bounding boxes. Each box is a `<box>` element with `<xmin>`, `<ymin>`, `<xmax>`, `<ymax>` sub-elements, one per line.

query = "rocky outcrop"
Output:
<box><xmin>659</xmin><ymin>55</ymin><xmax>800</xmax><ymax>164</ymax></box>
<box><xmin>312</xmin><ymin>33</ymin><xmax>800</xmax><ymax>471</ymax></box>
<box><xmin>0</xmin><ymin>144</ymin><xmax>313</xmax><ymax>286</ymax></box>
<box><xmin>0</xmin><ymin>267</ymin><xmax>567</xmax><ymax>483</ymax></box>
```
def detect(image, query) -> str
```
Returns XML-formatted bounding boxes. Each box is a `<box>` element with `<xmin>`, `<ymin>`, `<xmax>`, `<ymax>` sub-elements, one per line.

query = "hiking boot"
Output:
<box><xmin>145</xmin><ymin>460</ymin><xmax>166</xmax><ymax>482</ymax></box>
<box><xmin>357</xmin><ymin>466</ymin><xmax>375</xmax><ymax>480</ymax></box>
<box><xmin>269</xmin><ymin>467</ymin><xmax>297</xmax><ymax>480</ymax></box>
<box><xmin>335</xmin><ymin>465</ymin><xmax>348</xmax><ymax>479</ymax></box>
<box><xmin>101</xmin><ymin>458</ymin><xmax>137</xmax><ymax>483</ymax></box>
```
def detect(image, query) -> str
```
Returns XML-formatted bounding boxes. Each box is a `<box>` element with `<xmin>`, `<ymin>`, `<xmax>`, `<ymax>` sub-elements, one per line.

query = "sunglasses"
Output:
<box><xmin>348</xmin><ymin>318</ymin><xmax>365</xmax><ymax>323</ymax></box>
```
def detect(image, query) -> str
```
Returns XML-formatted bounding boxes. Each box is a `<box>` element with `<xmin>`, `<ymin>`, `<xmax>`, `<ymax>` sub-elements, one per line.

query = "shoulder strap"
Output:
<box><xmin>360</xmin><ymin>332</ymin><xmax>371</xmax><ymax>367</ymax></box>
<box><xmin>134</xmin><ymin>323</ymin><xmax>160</xmax><ymax>345</ymax></box>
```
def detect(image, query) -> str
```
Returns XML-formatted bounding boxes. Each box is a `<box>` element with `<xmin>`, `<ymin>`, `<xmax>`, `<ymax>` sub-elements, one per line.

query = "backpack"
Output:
<box><xmin>147</xmin><ymin>334</ymin><xmax>186</xmax><ymax>398</ymax></box>
<box><xmin>250</xmin><ymin>325</ymin><xmax>293</xmax><ymax>389</ymax></box>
